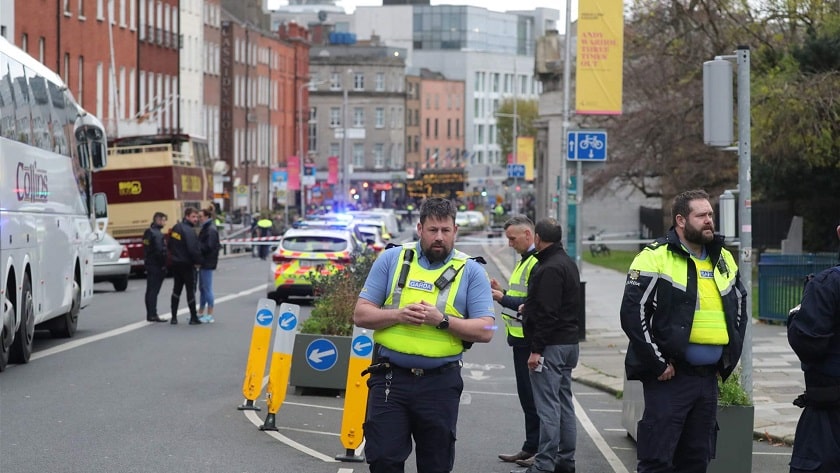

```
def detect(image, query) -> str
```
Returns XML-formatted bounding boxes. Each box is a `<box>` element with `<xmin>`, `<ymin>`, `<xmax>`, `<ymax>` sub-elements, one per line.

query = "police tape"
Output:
<box><xmin>221</xmin><ymin>236</ymin><xmax>283</xmax><ymax>246</ymax></box>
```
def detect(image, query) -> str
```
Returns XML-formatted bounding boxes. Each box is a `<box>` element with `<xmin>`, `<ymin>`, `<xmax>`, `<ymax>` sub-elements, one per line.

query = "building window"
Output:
<box><xmin>375</xmin><ymin>108</ymin><xmax>384</xmax><ymax>128</ymax></box>
<box><xmin>20</xmin><ymin>33</ymin><xmax>28</xmax><ymax>52</ymax></box>
<box><xmin>330</xmin><ymin>143</ymin><xmax>339</xmax><ymax>158</ymax></box>
<box><xmin>329</xmin><ymin>107</ymin><xmax>341</xmax><ymax>127</ymax></box>
<box><xmin>447</xmin><ymin>119</ymin><xmax>451</xmax><ymax>138</ymax></box>
<box><xmin>353</xmin><ymin>73</ymin><xmax>364</xmax><ymax>91</ymax></box>
<box><xmin>425</xmin><ymin>118</ymin><xmax>430</xmax><ymax>138</ymax></box>
<box><xmin>434</xmin><ymin>119</ymin><xmax>438</xmax><ymax>138</ymax></box>
<box><xmin>330</xmin><ymin>72</ymin><xmax>340</xmax><ymax>90</ymax></box>
<box><xmin>353</xmin><ymin>143</ymin><xmax>364</xmax><ymax>167</ymax></box>
<box><xmin>63</xmin><ymin>53</ymin><xmax>70</xmax><ymax>83</ymax></box>
<box><xmin>353</xmin><ymin>107</ymin><xmax>364</xmax><ymax>127</ymax></box>
<box><xmin>456</xmin><ymin>119</ymin><xmax>460</xmax><ymax>138</ymax></box>
<box><xmin>38</xmin><ymin>37</ymin><xmax>45</xmax><ymax>63</ymax></box>
<box><xmin>78</xmin><ymin>0</ymin><xmax>85</xmax><ymax>17</ymax></box>
<box><xmin>375</xmin><ymin>72</ymin><xmax>384</xmax><ymax>91</ymax></box>
<box><xmin>97</xmin><ymin>0</ymin><xmax>105</xmax><ymax>20</ymax></box>
<box><xmin>64</xmin><ymin>0</ymin><xmax>71</xmax><ymax>15</ymax></box>
<box><xmin>374</xmin><ymin>143</ymin><xmax>384</xmax><ymax>168</ymax></box>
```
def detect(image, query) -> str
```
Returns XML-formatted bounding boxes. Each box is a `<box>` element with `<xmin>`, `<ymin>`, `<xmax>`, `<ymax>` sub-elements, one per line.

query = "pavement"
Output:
<box><xmin>482</xmin><ymin>242</ymin><xmax>804</xmax><ymax>447</ymax></box>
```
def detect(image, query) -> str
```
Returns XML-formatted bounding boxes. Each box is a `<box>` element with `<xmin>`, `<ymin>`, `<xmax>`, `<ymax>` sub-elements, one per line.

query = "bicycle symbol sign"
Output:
<box><xmin>567</xmin><ymin>131</ymin><xmax>608</xmax><ymax>161</ymax></box>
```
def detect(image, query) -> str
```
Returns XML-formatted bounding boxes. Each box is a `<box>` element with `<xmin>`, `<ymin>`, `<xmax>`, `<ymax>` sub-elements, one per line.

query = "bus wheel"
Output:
<box><xmin>10</xmin><ymin>276</ymin><xmax>34</xmax><ymax>364</ymax></box>
<box><xmin>51</xmin><ymin>278</ymin><xmax>79</xmax><ymax>338</ymax></box>
<box><xmin>0</xmin><ymin>303</ymin><xmax>11</xmax><ymax>372</ymax></box>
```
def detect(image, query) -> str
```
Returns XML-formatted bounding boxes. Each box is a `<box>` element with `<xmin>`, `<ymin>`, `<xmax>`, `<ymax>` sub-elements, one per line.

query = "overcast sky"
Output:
<box><xmin>268</xmin><ymin>0</ymin><xmax>572</xmax><ymax>17</ymax></box>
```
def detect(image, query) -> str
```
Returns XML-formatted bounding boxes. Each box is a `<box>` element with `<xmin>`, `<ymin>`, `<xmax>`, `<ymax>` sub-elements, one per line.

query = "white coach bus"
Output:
<box><xmin>0</xmin><ymin>36</ymin><xmax>108</xmax><ymax>371</ymax></box>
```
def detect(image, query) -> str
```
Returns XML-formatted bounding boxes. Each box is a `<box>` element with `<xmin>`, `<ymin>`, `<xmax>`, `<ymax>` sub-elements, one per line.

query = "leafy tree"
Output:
<box><xmin>496</xmin><ymin>99</ymin><xmax>539</xmax><ymax>159</ymax></box>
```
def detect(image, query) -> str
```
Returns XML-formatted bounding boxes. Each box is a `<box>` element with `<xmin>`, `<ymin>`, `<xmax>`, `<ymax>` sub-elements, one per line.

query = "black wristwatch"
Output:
<box><xmin>436</xmin><ymin>313</ymin><xmax>450</xmax><ymax>330</ymax></box>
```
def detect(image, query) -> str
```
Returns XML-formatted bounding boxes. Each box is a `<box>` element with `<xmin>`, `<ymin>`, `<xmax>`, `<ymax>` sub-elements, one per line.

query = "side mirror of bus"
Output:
<box><xmin>93</xmin><ymin>192</ymin><xmax>109</xmax><ymax>234</ymax></box>
<box><xmin>74</xmin><ymin>112</ymin><xmax>108</xmax><ymax>171</ymax></box>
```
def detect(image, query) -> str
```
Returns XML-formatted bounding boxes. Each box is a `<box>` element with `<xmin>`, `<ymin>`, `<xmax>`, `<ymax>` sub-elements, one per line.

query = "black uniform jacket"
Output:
<box><xmin>168</xmin><ymin>219</ymin><xmax>202</xmax><ymax>265</ymax></box>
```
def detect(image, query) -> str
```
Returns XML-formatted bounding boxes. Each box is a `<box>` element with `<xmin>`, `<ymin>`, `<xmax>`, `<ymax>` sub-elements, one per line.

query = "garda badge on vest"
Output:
<box><xmin>408</xmin><ymin>280</ymin><xmax>434</xmax><ymax>292</ymax></box>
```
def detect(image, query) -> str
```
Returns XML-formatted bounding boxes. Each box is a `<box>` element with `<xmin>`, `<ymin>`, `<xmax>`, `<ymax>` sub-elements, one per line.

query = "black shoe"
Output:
<box><xmin>554</xmin><ymin>461</ymin><xmax>575</xmax><ymax>473</ymax></box>
<box><xmin>147</xmin><ymin>316</ymin><xmax>166</xmax><ymax>322</ymax></box>
<box><xmin>170</xmin><ymin>316</ymin><xmax>178</xmax><ymax>325</ymax></box>
<box><xmin>189</xmin><ymin>317</ymin><xmax>203</xmax><ymax>325</ymax></box>
<box><xmin>499</xmin><ymin>451</ymin><xmax>535</xmax><ymax>463</ymax></box>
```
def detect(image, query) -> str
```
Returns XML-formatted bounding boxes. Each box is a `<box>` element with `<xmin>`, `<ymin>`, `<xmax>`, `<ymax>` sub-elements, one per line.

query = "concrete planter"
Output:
<box><xmin>289</xmin><ymin>333</ymin><xmax>352</xmax><ymax>391</ymax></box>
<box><xmin>709</xmin><ymin>405</ymin><xmax>754</xmax><ymax>473</ymax></box>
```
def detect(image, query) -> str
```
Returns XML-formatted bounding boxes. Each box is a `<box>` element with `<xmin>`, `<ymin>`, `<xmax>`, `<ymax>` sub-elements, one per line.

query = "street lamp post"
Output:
<box><xmin>495</xmin><ymin>111</ymin><xmax>519</xmax><ymax>215</ymax></box>
<box><xmin>297</xmin><ymin>80</ymin><xmax>325</xmax><ymax>219</ymax></box>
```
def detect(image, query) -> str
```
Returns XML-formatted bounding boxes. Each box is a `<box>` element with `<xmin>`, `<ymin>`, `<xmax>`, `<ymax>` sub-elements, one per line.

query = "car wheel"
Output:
<box><xmin>9</xmin><ymin>275</ymin><xmax>34</xmax><ymax>364</ymax></box>
<box><xmin>50</xmin><ymin>277</ymin><xmax>79</xmax><ymax>338</ymax></box>
<box><xmin>113</xmin><ymin>277</ymin><xmax>129</xmax><ymax>292</ymax></box>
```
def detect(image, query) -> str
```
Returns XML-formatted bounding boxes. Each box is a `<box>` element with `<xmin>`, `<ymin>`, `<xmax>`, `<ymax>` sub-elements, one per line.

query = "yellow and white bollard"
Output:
<box><xmin>238</xmin><ymin>298</ymin><xmax>276</xmax><ymax>411</ymax></box>
<box><xmin>335</xmin><ymin>325</ymin><xmax>373</xmax><ymax>462</ymax></box>
<box><xmin>260</xmin><ymin>302</ymin><xmax>300</xmax><ymax>431</ymax></box>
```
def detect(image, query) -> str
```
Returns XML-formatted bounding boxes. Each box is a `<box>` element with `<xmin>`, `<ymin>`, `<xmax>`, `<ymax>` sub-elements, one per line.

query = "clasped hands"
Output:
<box><xmin>399</xmin><ymin>300</ymin><xmax>445</xmax><ymax>327</ymax></box>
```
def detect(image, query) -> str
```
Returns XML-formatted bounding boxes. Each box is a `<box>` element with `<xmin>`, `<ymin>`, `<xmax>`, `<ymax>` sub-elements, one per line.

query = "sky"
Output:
<box><xmin>268</xmin><ymin>1</ymin><xmax>563</xmax><ymax>15</ymax></box>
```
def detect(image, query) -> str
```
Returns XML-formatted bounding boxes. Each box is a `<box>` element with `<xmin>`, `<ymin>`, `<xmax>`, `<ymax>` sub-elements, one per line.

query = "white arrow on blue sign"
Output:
<box><xmin>278</xmin><ymin>310</ymin><xmax>297</xmax><ymax>331</ymax></box>
<box><xmin>352</xmin><ymin>334</ymin><xmax>373</xmax><ymax>357</ymax></box>
<box><xmin>255</xmin><ymin>308</ymin><xmax>274</xmax><ymax>327</ymax></box>
<box><xmin>306</xmin><ymin>338</ymin><xmax>338</xmax><ymax>371</ymax></box>
<box><xmin>567</xmin><ymin>130</ymin><xmax>608</xmax><ymax>161</ymax></box>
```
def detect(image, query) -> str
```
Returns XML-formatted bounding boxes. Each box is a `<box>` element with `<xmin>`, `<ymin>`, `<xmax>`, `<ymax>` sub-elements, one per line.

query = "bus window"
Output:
<box><xmin>7</xmin><ymin>59</ymin><xmax>32</xmax><ymax>145</ymax></box>
<box><xmin>28</xmin><ymin>73</ymin><xmax>56</xmax><ymax>152</ymax></box>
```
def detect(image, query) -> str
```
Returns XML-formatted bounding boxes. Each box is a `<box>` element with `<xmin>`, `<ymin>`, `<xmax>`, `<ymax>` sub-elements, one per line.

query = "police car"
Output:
<box><xmin>267</xmin><ymin>226</ymin><xmax>366</xmax><ymax>302</ymax></box>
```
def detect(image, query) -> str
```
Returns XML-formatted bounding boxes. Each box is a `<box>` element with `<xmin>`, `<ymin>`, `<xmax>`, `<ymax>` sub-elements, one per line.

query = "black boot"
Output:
<box><xmin>189</xmin><ymin>316</ymin><xmax>203</xmax><ymax>325</ymax></box>
<box><xmin>170</xmin><ymin>314</ymin><xmax>178</xmax><ymax>325</ymax></box>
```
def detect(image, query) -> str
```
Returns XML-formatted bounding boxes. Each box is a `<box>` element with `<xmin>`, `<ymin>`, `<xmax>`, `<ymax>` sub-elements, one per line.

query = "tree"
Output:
<box><xmin>496</xmin><ymin>98</ymin><xmax>539</xmax><ymax>159</ymax></box>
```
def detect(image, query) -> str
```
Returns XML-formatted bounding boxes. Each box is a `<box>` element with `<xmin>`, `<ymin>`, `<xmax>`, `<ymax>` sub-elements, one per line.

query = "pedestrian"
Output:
<box><xmin>257</xmin><ymin>217</ymin><xmax>273</xmax><ymax>260</ymax></box>
<box><xmin>168</xmin><ymin>207</ymin><xmax>204</xmax><ymax>325</ymax></box>
<box><xmin>787</xmin><ymin>221</ymin><xmax>840</xmax><ymax>473</ymax></box>
<box><xmin>491</xmin><ymin>216</ymin><xmax>540</xmax><ymax>466</ymax></box>
<box><xmin>197</xmin><ymin>208</ymin><xmax>222</xmax><ymax>324</ymax></box>
<box><xmin>353</xmin><ymin>197</ymin><xmax>496</xmax><ymax>473</ymax></box>
<box><xmin>620</xmin><ymin>189</ymin><xmax>747</xmax><ymax>473</ymax></box>
<box><xmin>515</xmin><ymin>218</ymin><xmax>580</xmax><ymax>473</ymax></box>
<box><xmin>143</xmin><ymin>211</ymin><xmax>168</xmax><ymax>322</ymax></box>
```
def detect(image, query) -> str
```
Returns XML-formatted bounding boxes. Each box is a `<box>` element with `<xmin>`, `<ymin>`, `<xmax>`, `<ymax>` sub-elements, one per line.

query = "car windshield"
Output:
<box><xmin>283</xmin><ymin>236</ymin><xmax>348</xmax><ymax>252</ymax></box>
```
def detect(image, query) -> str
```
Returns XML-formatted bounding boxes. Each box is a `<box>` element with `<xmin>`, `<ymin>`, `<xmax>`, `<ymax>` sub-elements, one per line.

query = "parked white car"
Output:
<box><xmin>93</xmin><ymin>233</ymin><xmax>131</xmax><ymax>292</ymax></box>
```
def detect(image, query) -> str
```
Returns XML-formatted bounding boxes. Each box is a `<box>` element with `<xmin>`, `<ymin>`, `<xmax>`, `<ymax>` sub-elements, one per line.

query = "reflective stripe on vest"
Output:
<box><xmin>502</xmin><ymin>254</ymin><xmax>537</xmax><ymax>338</ymax></box>
<box><xmin>688</xmin><ymin>256</ymin><xmax>729</xmax><ymax>345</ymax></box>
<box><xmin>377</xmin><ymin>246</ymin><xmax>468</xmax><ymax>357</ymax></box>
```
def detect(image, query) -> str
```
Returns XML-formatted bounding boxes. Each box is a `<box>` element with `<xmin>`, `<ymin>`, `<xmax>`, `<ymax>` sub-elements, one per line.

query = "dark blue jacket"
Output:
<box><xmin>788</xmin><ymin>266</ymin><xmax>840</xmax><ymax>383</ymax></box>
<box><xmin>198</xmin><ymin>220</ymin><xmax>221</xmax><ymax>270</ymax></box>
<box><xmin>168</xmin><ymin>218</ymin><xmax>202</xmax><ymax>265</ymax></box>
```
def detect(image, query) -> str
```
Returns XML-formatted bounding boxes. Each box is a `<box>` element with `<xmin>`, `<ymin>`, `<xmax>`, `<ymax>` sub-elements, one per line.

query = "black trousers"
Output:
<box><xmin>790</xmin><ymin>406</ymin><xmax>840</xmax><ymax>472</ymax></box>
<box><xmin>144</xmin><ymin>264</ymin><xmax>165</xmax><ymax>319</ymax></box>
<box><xmin>170</xmin><ymin>262</ymin><xmax>197</xmax><ymax>319</ymax></box>
<box><xmin>512</xmin><ymin>344</ymin><xmax>540</xmax><ymax>453</ymax></box>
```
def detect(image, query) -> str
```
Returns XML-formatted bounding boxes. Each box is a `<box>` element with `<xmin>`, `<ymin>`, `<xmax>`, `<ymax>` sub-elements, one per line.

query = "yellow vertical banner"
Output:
<box><xmin>575</xmin><ymin>0</ymin><xmax>625</xmax><ymax>115</ymax></box>
<box><xmin>516</xmin><ymin>136</ymin><xmax>535</xmax><ymax>181</ymax></box>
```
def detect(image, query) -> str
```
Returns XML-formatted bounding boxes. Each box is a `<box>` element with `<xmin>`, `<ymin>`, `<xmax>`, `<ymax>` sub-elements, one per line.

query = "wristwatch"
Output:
<box><xmin>436</xmin><ymin>313</ymin><xmax>450</xmax><ymax>330</ymax></box>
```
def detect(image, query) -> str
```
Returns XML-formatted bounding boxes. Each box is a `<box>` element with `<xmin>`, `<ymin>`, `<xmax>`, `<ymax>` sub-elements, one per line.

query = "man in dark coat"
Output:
<box><xmin>143</xmin><ymin>212</ymin><xmax>168</xmax><ymax>322</ymax></box>
<box><xmin>168</xmin><ymin>207</ymin><xmax>203</xmax><ymax>325</ymax></box>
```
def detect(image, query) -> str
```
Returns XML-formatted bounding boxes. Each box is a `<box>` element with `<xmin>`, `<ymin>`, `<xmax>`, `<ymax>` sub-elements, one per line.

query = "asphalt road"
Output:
<box><xmin>0</xmin><ymin>247</ymin><xmax>793</xmax><ymax>473</ymax></box>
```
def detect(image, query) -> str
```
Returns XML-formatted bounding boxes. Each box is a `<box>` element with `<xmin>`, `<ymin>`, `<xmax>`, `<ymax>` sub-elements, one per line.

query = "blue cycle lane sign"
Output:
<box><xmin>306</xmin><ymin>338</ymin><xmax>338</xmax><ymax>371</ymax></box>
<box><xmin>567</xmin><ymin>130</ymin><xmax>608</xmax><ymax>161</ymax></box>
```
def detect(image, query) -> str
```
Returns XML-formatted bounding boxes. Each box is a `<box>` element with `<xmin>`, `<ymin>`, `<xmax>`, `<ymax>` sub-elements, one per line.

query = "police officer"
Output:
<box><xmin>168</xmin><ymin>207</ymin><xmax>203</xmax><ymax>325</ymax></box>
<box><xmin>143</xmin><ymin>211</ymin><xmax>168</xmax><ymax>322</ymax></box>
<box><xmin>353</xmin><ymin>197</ymin><xmax>496</xmax><ymax>473</ymax></box>
<box><xmin>491</xmin><ymin>216</ymin><xmax>540</xmax><ymax>465</ymax></box>
<box><xmin>787</xmin><ymin>222</ymin><xmax>840</xmax><ymax>473</ymax></box>
<box><xmin>620</xmin><ymin>189</ymin><xmax>747</xmax><ymax>473</ymax></box>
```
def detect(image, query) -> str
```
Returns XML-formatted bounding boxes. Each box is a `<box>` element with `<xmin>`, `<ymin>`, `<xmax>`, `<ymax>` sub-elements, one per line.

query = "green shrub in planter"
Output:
<box><xmin>301</xmin><ymin>254</ymin><xmax>376</xmax><ymax>336</ymax></box>
<box><xmin>718</xmin><ymin>370</ymin><xmax>752</xmax><ymax>406</ymax></box>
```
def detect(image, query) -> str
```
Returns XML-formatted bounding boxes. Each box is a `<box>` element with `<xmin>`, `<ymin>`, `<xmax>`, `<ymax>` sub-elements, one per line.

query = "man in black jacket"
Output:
<box><xmin>168</xmin><ymin>207</ymin><xmax>203</xmax><ymax>325</ymax></box>
<box><xmin>787</xmin><ymin>222</ymin><xmax>840</xmax><ymax>473</ymax></box>
<box><xmin>516</xmin><ymin>218</ymin><xmax>580</xmax><ymax>473</ymax></box>
<box><xmin>143</xmin><ymin>212</ymin><xmax>168</xmax><ymax>322</ymax></box>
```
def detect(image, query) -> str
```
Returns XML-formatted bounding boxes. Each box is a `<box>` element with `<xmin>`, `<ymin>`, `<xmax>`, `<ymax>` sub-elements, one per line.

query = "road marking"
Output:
<box><xmin>574</xmin><ymin>395</ymin><xmax>630</xmax><ymax>473</ymax></box>
<box><xmin>590</xmin><ymin>409</ymin><xmax>622</xmax><ymax>413</ymax></box>
<box><xmin>30</xmin><ymin>284</ymin><xmax>268</xmax><ymax>362</ymax></box>
<box><xmin>243</xmin><ymin>410</ymin><xmax>339</xmax><ymax>463</ymax></box>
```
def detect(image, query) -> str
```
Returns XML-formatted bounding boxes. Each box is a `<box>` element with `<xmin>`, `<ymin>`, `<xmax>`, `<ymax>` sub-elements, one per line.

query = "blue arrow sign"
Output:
<box><xmin>506</xmin><ymin>163</ymin><xmax>525</xmax><ymax>178</ymax></box>
<box><xmin>306</xmin><ymin>338</ymin><xmax>338</xmax><ymax>371</ymax></box>
<box><xmin>351</xmin><ymin>334</ymin><xmax>373</xmax><ymax>357</ymax></box>
<box><xmin>567</xmin><ymin>130</ymin><xmax>608</xmax><ymax>161</ymax></box>
<box><xmin>255</xmin><ymin>308</ymin><xmax>274</xmax><ymax>327</ymax></box>
<box><xmin>278</xmin><ymin>311</ymin><xmax>297</xmax><ymax>331</ymax></box>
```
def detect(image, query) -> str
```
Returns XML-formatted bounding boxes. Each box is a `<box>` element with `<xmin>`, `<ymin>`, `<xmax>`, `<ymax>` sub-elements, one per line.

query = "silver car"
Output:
<box><xmin>93</xmin><ymin>233</ymin><xmax>131</xmax><ymax>292</ymax></box>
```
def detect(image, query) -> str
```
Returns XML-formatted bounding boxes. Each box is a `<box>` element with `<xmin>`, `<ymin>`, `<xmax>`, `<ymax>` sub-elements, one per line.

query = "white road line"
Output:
<box><xmin>574</xmin><ymin>395</ymin><xmax>631</xmax><ymax>473</ymax></box>
<box><xmin>30</xmin><ymin>283</ymin><xmax>267</xmax><ymax>362</ymax></box>
<box><xmin>243</xmin><ymin>410</ymin><xmax>339</xmax><ymax>463</ymax></box>
<box><xmin>590</xmin><ymin>409</ymin><xmax>622</xmax><ymax>413</ymax></box>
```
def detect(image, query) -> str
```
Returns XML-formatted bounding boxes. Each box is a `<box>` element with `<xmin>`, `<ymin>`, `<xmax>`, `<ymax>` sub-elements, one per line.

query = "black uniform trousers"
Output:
<box><xmin>170</xmin><ymin>262</ymin><xmax>198</xmax><ymax>319</ymax></box>
<box><xmin>637</xmin><ymin>368</ymin><xmax>718</xmax><ymax>473</ymax></box>
<box><xmin>790</xmin><ymin>407</ymin><xmax>840</xmax><ymax>472</ymax></box>
<box><xmin>144</xmin><ymin>264</ymin><xmax>165</xmax><ymax>319</ymax></box>
<box><xmin>363</xmin><ymin>364</ymin><xmax>462</xmax><ymax>473</ymax></box>
<box><xmin>512</xmin><ymin>343</ymin><xmax>540</xmax><ymax>453</ymax></box>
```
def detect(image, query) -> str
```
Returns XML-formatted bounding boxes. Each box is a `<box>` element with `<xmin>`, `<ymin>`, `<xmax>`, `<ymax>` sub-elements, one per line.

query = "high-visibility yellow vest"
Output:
<box><xmin>501</xmin><ymin>253</ymin><xmax>537</xmax><ymax>339</ymax></box>
<box><xmin>377</xmin><ymin>247</ymin><xmax>468</xmax><ymax>357</ymax></box>
<box><xmin>688</xmin><ymin>255</ymin><xmax>729</xmax><ymax>345</ymax></box>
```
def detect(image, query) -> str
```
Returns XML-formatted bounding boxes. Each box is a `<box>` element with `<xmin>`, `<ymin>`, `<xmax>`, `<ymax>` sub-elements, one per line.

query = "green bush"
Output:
<box><xmin>301</xmin><ymin>254</ymin><xmax>376</xmax><ymax>336</ymax></box>
<box><xmin>718</xmin><ymin>370</ymin><xmax>752</xmax><ymax>406</ymax></box>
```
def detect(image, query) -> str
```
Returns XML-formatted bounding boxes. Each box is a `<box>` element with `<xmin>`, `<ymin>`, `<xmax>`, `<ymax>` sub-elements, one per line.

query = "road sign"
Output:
<box><xmin>567</xmin><ymin>130</ymin><xmax>608</xmax><ymax>161</ymax></box>
<box><xmin>507</xmin><ymin>163</ymin><xmax>525</xmax><ymax>178</ymax></box>
<box><xmin>351</xmin><ymin>333</ymin><xmax>373</xmax><ymax>357</ymax></box>
<box><xmin>278</xmin><ymin>309</ymin><xmax>297</xmax><ymax>332</ymax></box>
<box><xmin>305</xmin><ymin>338</ymin><xmax>338</xmax><ymax>371</ymax></box>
